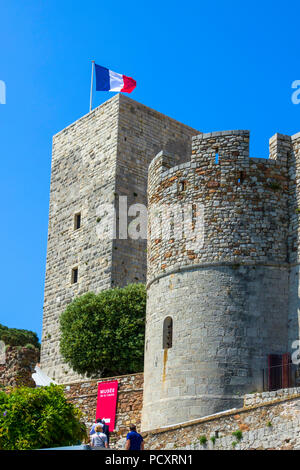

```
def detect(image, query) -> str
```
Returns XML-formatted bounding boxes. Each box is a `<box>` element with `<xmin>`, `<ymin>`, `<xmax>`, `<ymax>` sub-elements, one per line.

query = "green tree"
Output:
<box><xmin>0</xmin><ymin>324</ymin><xmax>40</xmax><ymax>349</ymax></box>
<box><xmin>60</xmin><ymin>283</ymin><xmax>146</xmax><ymax>377</ymax></box>
<box><xmin>0</xmin><ymin>385</ymin><xmax>86</xmax><ymax>450</ymax></box>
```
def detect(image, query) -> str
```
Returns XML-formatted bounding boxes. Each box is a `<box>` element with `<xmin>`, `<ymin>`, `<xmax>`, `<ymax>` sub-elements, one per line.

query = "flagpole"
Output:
<box><xmin>89</xmin><ymin>60</ymin><xmax>95</xmax><ymax>112</ymax></box>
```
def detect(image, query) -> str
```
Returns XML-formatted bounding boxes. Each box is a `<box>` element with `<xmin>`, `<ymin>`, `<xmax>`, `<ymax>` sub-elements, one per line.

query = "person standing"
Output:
<box><xmin>90</xmin><ymin>424</ymin><xmax>108</xmax><ymax>449</ymax></box>
<box><xmin>89</xmin><ymin>418</ymin><xmax>103</xmax><ymax>436</ymax></box>
<box><xmin>125</xmin><ymin>424</ymin><xmax>144</xmax><ymax>450</ymax></box>
<box><xmin>101</xmin><ymin>418</ymin><xmax>110</xmax><ymax>447</ymax></box>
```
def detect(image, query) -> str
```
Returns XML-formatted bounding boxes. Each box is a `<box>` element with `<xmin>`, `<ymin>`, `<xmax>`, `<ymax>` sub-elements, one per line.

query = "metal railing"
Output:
<box><xmin>262</xmin><ymin>363</ymin><xmax>300</xmax><ymax>392</ymax></box>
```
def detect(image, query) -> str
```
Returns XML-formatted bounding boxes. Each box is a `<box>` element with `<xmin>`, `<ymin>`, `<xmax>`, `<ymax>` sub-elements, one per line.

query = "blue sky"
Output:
<box><xmin>0</xmin><ymin>0</ymin><xmax>299</xmax><ymax>338</ymax></box>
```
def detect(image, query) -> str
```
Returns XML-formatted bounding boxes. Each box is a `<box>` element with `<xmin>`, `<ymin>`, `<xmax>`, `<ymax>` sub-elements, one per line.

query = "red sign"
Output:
<box><xmin>96</xmin><ymin>380</ymin><xmax>118</xmax><ymax>432</ymax></box>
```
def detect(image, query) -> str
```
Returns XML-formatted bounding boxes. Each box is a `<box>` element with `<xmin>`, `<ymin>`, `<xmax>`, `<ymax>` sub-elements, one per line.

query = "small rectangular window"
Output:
<box><xmin>237</xmin><ymin>171</ymin><xmax>245</xmax><ymax>185</ymax></box>
<box><xmin>74</xmin><ymin>213</ymin><xmax>81</xmax><ymax>230</ymax></box>
<box><xmin>178</xmin><ymin>181</ymin><xmax>187</xmax><ymax>193</ymax></box>
<box><xmin>71</xmin><ymin>267</ymin><xmax>78</xmax><ymax>284</ymax></box>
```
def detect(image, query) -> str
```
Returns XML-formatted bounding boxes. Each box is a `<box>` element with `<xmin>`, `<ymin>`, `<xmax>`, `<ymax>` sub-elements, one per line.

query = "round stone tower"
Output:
<box><xmin>142</xmin><ymin>130</ymin><xmax>291</xmax><ymax>431</ymax></box>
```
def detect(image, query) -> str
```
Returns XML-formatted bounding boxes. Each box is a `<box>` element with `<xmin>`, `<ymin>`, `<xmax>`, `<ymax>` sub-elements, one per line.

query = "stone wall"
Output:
<box><xmin>63</xmin><ymin>372</ymin><xmax>143</xmax><ymax>447</ymax></box>
<box><xmin>41</xmin><ymin>95</ymin><xmax>300</xmax><ymax>440</ymax></box>
<box><xmin>244</xmin><ymin>386</ymin><xmax>300</xmax><ymax>407</ymax></box>
<box><xmin>112</xmin><ymin>96</ymin><xmax>198</xmax><ymax>288</ymax></box>
<box><xmin>288</xmin><ymin>132</ymin><xmax>300</xmax><ymax>352</ymax></box>
<box><xmin>143</xmin><ymin>392</ymin><xmax>300</xmax><ymax>450</ymax></box>
<box><xmin>63</xmin><ymin>374</ymin><xmax>300</xmax><ymax>450</ymax></box>
<box><xmin>41</xmin><ymin>94</ymin><xmax>198</xmax><ymax>384</ymax></box>
<box><xmin>143</xmin><ymin>265</ymin><xmax>289</xmax><ymax>431</ymax></box>
<box><xmin>143</xmin><ymin>130</ymin><xmax>300</xmax><ymax>431</ymax></box>
<box><xmin>41</xmin><ymin>95</ymin><xmax>120</xmax><ymax>383</ymax></box>
<box><xmin>147</xmin><ymin>130</ymin><xmax>291</xmax><ymax>282</ymax></box>
<box><xmin>0</xmin><ymin>346</ymin><xmax>39</xmax><ymax>388</ymax></box>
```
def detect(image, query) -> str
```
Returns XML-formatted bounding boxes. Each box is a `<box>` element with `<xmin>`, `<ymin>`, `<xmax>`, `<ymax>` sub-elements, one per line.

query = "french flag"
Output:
<box><xmin>95</xmin><ymin>64</ymin><xmax>136</xmax><ymax>93</ymax></box>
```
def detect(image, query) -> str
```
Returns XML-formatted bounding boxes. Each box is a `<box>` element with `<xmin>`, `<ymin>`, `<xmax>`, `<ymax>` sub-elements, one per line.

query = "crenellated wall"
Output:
<box><xmin>142</xmin><ymin>130</ymin><xmax>300</xmax><ymax>431</ymax></box>
<box><xmin>40</xmin><ymin>94</ymin><xmax>198</xmax><ymax>384</ymax></box>
<box><xmin>41</xmin><ymin>95</ymin><xmax>300</xmax><ymax>435</ymax></box>
<box><xmin>287</xmin><ymin>132</ymin><xmax>300</xmax><ymax>352</ymax></box>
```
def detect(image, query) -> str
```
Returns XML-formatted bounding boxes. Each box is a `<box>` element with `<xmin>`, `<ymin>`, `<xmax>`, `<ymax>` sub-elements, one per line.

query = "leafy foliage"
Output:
<box><xmin>0</xmin><ymin>324</ymin><xmax>40</xmax><ymax>349</ymax></box>
<box><xmin>0</xmin><ymin>385</ymin><xmax>86</xmax><ymax>450</ymax></box>
<box><xmin>60</xmin><ymin>283</ymin><xmax>146</xmax><ymax>377</ymax></box>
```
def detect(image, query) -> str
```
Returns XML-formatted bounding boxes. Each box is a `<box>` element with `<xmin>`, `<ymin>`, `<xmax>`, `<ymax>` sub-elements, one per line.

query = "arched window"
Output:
<box><xmin>163</xmin><ymin>317</ymin><xmax>173</xmax><ymax>349</ymax></box>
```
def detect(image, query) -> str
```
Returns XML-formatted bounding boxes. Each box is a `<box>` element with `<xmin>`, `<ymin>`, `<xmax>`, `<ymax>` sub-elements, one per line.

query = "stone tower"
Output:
<box><xmin>40</xmin><ymin>94</ymin><xmax>198</xmax><ymax>383</ymax></box>
<box><xmin>142</xmin><ymin>130</ymin><xmax>300</xmax><ymax>431</ymax></box>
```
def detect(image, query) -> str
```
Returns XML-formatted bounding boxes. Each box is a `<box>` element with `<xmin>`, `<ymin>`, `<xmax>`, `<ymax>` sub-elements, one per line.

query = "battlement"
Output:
<box><xmin>147</xmin><ymin>130</ymin><xmax>300</xmax><ymax>205</ymax></box>
<box><xmin>147</xmin><ymin>130</ymin><xmax>300</xmax><ymax>285</ymax></box>
<box><xmin>149</xmin><ymin>130</ymin><xmax>299</xmax><ymax>188</ymax></box>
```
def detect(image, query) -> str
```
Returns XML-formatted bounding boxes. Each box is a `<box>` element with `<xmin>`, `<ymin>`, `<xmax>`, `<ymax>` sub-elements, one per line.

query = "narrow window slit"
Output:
<box><xmin>74</xmin><ymin>212</ymin><xmax>81</xmax><ymax>230</ymax></box>
<box><xmin>237</xmin><ymin>171</ymin><xmax>244</xmax><ymax>185</ymax></box>
<box><xmin>178</xmin><ymin>181</ymin><xmax>187</xmax><ymax>192</ymax></box>
<box><xmin>71</xmin><ymin>267</ymin><xmax>78</xmax><ymax>284</ymax></box>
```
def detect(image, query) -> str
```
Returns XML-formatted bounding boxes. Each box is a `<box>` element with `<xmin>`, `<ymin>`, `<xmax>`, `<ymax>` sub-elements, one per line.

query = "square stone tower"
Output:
<box><xmin>40</xmin><ymin>94</ymin><xmax>199</xmax><ymax>383</ymax></box>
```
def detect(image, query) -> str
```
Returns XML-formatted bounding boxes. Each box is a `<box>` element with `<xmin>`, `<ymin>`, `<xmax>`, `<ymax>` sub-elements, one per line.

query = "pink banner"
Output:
<box><xmin>96</xmin><ymin>380</ymin><xmax>118</xmax><ymax>432</ymax></box>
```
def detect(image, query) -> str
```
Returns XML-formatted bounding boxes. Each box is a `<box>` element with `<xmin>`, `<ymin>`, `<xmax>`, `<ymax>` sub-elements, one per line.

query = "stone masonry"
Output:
<box><xmin>63</xmin><ymin>372</ymin><xmax>143</xmax><ymax>448</ymax></box>
<box><xmin>0</xmin><ymin>346</ymin><xmax>40</xmax><ymax>388</ymax></box>
<box><xmin>142</xmin><ymin>130</ymin><xmax>300</xmax><ymax>431</ymax></box>
<box><xmin>40</xmin><ymin>94</ymin><xmax>198</xmax><ymax>383</ymax></box>
<box><xmin>41</xmin><ymin>94</ymin><xmax>300</xmax><ymax>436</ymax></box>
<box><xmin>0</xmin><ymin>367</ymin><xmax>143</xmax><ymax>447</ymax></box>
<box><xmin>143</xmin><ymin>391</ymin><xmax>300</xmax><ymax>450</ymax></box>
<box><xmin>63</xmin><ymin>373</ymin><xmax>300</xmax><ymax>450</ymax></box>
